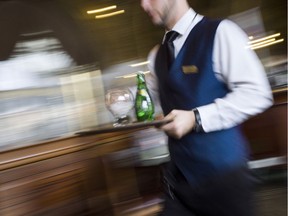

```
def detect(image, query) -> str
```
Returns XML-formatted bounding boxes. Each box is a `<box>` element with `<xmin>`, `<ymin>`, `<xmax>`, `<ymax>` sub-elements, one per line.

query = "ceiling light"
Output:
<box><xmin>246</xmin><ymin>38</ymin><xmax>276</xmax><ymax>49</ymax></box>
<box><xmin>246</xmin><ymin>32</ymin><xmax>284</xmax><ymax>50</ymax></box>
<box><xmin>130</xmin><ymin>61</ymin><xmax>150</xmax><ymax>67</ymax></box>
<box><xmin>250</xmin><ymin>39</ymin><xmax>284</xmax><ymax>50</ymax></box>
<box><xmin>95</xmin><ymin>10</ymin><xmax>125</xmax><ymax>19</ymax></box>
<box><xmin>248</xmin><ymin>33</ymin><xmax>281</xmax><ymax>44</ymax></box>
<box><xmin>87</xmin><ymin>5</ymin><xmax>117</xmax><ymax>14</ymax></box>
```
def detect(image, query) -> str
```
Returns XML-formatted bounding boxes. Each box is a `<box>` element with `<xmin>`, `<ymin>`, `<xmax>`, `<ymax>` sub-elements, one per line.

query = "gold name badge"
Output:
<box><xmin>182</xmin><ymin>65</ymin><xmax>198</xmax><ymax>74</ymax></box>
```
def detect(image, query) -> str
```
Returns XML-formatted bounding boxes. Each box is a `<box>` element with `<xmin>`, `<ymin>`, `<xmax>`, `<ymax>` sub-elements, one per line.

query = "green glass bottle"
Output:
<box><xmin>135</xmin><ymin>72</ymin><xmax>154</xmax><ymax>122</ymax></box>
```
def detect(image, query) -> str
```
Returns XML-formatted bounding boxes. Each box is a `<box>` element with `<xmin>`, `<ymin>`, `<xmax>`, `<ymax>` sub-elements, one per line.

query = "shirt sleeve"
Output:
<box><xmin>197</xmin><ymin>19</ymin><xmax>273</xmax><ymax>132</ymax></box>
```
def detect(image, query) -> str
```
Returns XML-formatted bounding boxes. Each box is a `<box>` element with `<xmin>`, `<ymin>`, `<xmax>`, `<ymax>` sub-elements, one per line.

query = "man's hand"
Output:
<box><xmin>160</xmin><ymin>109</ymin><xmax>196</xmax><ymax>139</ymax></box>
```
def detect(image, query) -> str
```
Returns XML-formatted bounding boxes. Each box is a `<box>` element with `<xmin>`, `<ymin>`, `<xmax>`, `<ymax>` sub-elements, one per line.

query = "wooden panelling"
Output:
<box><xmin>0</xmin><ymin>130</ymin><xmax>141</xmax><ymax>216</ymax></box>
<box><xmin>0</xmin><ymin>90</ymin><xmax>286</xmax><ymax>215</ymax></box>
<box><xmin>243</xmin><ymin>89</ymin><xmax>287</xmax><ymax>159</ymax></box>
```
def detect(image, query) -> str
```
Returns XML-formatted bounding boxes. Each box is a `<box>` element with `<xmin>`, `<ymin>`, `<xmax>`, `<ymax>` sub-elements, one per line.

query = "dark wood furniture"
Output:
<box><xmin>0</xmin><ymin>131</ymin><xmax>143</xmax><ymax>215</ymax></box>
<box><xmin>0</xmin><ymin>88</ymin><xmax>286</xmax><ymax>216</ymax></box>
<box><xmin>243</xmin><ymin>88</ymin><xmax>287</xmax><ymax>160</ymax></box>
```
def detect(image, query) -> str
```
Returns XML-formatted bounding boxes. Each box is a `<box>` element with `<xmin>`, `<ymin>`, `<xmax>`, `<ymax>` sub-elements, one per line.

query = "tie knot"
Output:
<box><xmin>164</xmin><ymin>30</ymin><xmax>179</xmax><ymax>44</ymax></box>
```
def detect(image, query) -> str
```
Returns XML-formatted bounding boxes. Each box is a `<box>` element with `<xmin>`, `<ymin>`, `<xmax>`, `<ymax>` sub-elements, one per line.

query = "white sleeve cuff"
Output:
<box><xmin>196</xmin><ymin>103</ymin><xmax>223</xmax><ymax>133</ymax></box>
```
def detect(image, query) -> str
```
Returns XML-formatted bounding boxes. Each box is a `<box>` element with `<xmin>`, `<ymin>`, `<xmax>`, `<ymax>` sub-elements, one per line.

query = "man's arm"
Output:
<box><xmin>198</xmin><ymin>19</ymin><xmax>273</xmax><ymax>132</ymax></box>
<box><xmin>162</xmin><ymin>20</ymin><xmax>273</xmax><ymax>139</ymax></box>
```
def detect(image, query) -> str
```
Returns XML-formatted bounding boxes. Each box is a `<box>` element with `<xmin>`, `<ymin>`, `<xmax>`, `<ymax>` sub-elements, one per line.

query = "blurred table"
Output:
<box><xmin>0</xmin><ymin>88</ymin><xmax>286</xmax><ymax>216</ymax></box>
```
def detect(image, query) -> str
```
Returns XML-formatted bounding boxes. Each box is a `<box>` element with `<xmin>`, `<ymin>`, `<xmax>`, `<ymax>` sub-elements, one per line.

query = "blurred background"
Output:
<box><xmin>0</xmin><ymin>1</ymin><xmax>286</xmax><ymax>216</ymax></box>
<box><xmin>0</xmin><ymin>0</ymin><xmax>286</xmax><ymax>149</ymax></box>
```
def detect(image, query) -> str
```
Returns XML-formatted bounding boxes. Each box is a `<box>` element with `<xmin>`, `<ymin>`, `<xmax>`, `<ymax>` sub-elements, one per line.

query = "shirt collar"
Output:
<box><xmin>172</xmin><ymin>8</ymin><xmax>197</xmax><ymax>36</ymax></box>
<box><xmin>162</xmin><ymin>8</ymin><xmax>197</xmax><ymax>43</ymax></box>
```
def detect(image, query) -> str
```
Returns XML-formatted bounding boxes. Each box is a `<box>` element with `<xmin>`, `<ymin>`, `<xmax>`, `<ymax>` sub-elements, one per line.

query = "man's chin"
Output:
<box><xmin>151</xmin><ymin>18</ymin><xmax>164</xmax><ymax>27</ymax></box>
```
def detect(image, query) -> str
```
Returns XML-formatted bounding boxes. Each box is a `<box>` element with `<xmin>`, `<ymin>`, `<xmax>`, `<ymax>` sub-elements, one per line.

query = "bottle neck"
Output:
<box><xmin>137</xmin><ymin>74</ymin><xmax>146</xmax><ymax>89</ymax></box>
<box><xmin>137</xmin><ymin>83</ymin><xmax>146</xmax><ymax>90</ymax></box>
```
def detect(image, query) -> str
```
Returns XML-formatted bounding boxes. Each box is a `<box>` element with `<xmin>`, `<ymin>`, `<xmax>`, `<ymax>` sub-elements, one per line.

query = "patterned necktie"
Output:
<box><xmin>163</xmin><ymin>30</ymin><xmax>179</xmax><ymax>69</ymax></box>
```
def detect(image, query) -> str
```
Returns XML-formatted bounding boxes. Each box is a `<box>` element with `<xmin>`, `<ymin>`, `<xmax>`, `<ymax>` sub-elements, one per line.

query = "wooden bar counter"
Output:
<box><xmin>0</xmin><ymin>129</ymin><xmax>147</xmax><ymax>215</ymax></box>
<box><xmin>243</xmin><ymin>87</ymin><xmax>287</xmax><ymax>160</ymax></box>
<box><xmin>0</xmin><ymin>88</ymin><xmax>287</xmax><ymax>216</ymax></box>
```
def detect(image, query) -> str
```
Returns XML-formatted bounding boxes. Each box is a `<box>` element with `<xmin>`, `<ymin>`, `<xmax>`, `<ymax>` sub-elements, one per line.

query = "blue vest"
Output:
<box><xmin>155</xmin><ymin>17</ymin><xmax>249</xmax><ymax>185</ymax></box>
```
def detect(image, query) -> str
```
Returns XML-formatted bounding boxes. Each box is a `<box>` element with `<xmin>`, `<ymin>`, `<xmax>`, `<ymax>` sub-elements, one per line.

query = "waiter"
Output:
<box><xmin>140</xmin><ymin>0</ymin><xmax>273</xmax><ymax>215</ymax></box>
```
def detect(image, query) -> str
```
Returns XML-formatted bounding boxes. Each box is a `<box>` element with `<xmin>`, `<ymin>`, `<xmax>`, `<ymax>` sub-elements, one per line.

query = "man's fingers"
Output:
<box><xmin>158</xmin><ymin>109</ymin><xmax>195</xmax><ymax>139</ymax></box>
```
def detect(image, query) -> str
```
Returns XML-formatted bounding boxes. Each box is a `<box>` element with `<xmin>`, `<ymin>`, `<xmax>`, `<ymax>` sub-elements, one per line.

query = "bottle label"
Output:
<box><xmin>135</xmin><ymin>89</ymin><xmax>154</xmax><ymax>121</ymax></box>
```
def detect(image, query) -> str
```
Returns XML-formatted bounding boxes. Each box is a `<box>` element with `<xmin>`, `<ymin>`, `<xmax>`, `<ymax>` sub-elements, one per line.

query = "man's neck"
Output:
<box><xmin>166</xmin><ymin>3</ymin><xmax>190</xmax><ymax>30</ymax></box>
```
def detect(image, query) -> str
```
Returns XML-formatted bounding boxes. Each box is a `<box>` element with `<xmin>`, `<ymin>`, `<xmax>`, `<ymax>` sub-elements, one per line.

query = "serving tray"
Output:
<box><xmin>75</xmin><ymin>119</ymin><xmax>171</xmax><ymax>136</ymax></box>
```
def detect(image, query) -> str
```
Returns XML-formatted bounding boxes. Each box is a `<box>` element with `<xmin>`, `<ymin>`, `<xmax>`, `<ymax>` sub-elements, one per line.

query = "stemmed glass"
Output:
<box><xmin>105</xmin><ymin>88</ymin><xmax>134</xmax><ymax>126</ymax></box>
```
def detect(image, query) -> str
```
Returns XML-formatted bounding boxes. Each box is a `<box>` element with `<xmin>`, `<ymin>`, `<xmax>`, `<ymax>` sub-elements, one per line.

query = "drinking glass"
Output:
<box><xmin>105</xmin><ymin>88</ymin><xmax>134</xmax><ymax>126</ymax></box>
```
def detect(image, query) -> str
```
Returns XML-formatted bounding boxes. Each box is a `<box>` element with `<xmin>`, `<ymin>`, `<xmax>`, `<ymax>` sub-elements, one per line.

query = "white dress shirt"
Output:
<box><xmin>147</xmin><ymin>8</ymin><xmax>273</xmax><ymax>132</ymax></box>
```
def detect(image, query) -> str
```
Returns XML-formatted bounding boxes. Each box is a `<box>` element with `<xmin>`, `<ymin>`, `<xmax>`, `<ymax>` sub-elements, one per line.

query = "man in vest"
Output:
<box><xmin>140</xmin><ymin>0</ymin><xmax>273</xmax><ymax>215</ymax></box>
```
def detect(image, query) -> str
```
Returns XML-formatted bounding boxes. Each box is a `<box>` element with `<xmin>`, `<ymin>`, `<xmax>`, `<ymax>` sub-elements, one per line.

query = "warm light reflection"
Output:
<box><xmin>250</xmin><ymin>39</ymin><xmax>284</xmax><ymax>50</ymax></box>
<box><xmin>95</xmin><ymin>10</ymin><xmax>125</xmax><ymax>19</ymax></box>
<box><xmin>115</xmin><ymin>71</ymin><xmax>150</xmax><ymax>79</ymax></box>
<box><xmin>246</xmin><ymin>32</ymin><xmax>284</xmax><ymax>50</ymax></box>
<box><xmin>87</xmin><ymin>5</ymin><xmax>117</xmax><ymax>14</ymax></box>
<box><xmin>248</xmin><ymin>33</ymin><xmax>281</xmax><ymax>44</ymax></box>
<box><xmin>130</xmin><ymin>61</ymin><xmax>150</xmax><ymax>67</ymax></box>
<box><xmin>249</xmin><ymin>38</ymin><xmax>276</xmax><ymax>47</ymax></box>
